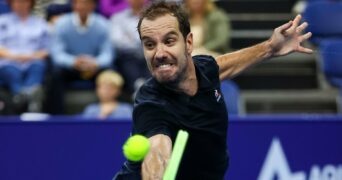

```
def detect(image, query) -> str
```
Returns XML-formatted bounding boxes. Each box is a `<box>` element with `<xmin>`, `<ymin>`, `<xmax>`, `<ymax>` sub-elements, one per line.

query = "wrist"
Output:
<box><xmin>263</xmin><ymin>40</ymin><xmax>275</xmax><ymax>59</ymax></box>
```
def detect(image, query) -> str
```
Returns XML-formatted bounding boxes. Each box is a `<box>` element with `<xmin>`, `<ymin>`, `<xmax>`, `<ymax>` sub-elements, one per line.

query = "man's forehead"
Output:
<box><xmin>140</xmin><ymin>14</ymin><xmax>180</xmax><ymax>35</ymax></box>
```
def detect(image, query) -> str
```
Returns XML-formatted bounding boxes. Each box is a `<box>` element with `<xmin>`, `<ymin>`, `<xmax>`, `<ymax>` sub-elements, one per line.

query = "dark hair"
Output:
<box><xmin>46</xmin><ymin>4</ymin><xmax>72</xmax><ymax>21</ymax></box>
<box><xmin>137</xmin><ymin>1</ymin><xmax>190</xmax><ymax>40</ymax></box>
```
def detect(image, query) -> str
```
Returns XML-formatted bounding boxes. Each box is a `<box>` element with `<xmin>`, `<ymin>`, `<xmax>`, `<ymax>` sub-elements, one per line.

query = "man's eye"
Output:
<box><xmin>144</xmin><ymin>42</ymin><xmax>155</xmax><ymax>49</ymax></box>
<box><xmin>166</xmin><ymin>38</ymin><xmax>175</xmax><ymax>45</ymax></box>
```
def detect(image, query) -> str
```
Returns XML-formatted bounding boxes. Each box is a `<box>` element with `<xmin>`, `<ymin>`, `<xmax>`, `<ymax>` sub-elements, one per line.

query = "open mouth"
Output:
<box><xmin>154</xmin><ymin>63</ymin><xmax>176</xmax><ymax>77</ymax></box>
<box><xmin>156</xmin><ymin>63</ymin><xmax>174</xmax><ymax>69</ymax></box>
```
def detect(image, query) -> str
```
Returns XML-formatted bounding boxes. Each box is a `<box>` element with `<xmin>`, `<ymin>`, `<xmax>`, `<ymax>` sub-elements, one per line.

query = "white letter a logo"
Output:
<box><xmin>258</xmin><ymin>138</ymin><xmax>306</xmax><ymax>180</ymax></box>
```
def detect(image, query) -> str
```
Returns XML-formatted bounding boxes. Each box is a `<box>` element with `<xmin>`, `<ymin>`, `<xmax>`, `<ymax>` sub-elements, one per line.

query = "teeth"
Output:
<box><xmin>158</xmin><ymin>64</ymin><xmax>172</xmax><ymax>69</ymax></box>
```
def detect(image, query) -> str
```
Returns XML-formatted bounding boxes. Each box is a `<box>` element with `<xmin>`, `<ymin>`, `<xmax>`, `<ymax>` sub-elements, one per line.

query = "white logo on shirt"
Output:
<box><xmin>214</xmin><ymin>89</ymin><xmax>221</xmax><ymax>102</ymax></box>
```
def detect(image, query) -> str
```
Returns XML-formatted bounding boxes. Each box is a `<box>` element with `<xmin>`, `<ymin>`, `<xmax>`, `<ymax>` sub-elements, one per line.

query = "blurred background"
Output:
<box><xmin>0</xmin><ymin>0</ymin><xmax>341</xmax><ymax>116</ymax></box>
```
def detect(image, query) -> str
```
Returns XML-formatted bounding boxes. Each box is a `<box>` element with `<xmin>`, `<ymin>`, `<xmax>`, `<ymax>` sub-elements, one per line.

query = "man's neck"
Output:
<box><xmin>16</xmin><ymin>13</ymin><xmax>30</xmax><ymax>21</ymax></box>
<box><xmin>177</xmin><ymin>60</ymin><xmax>198</xmax><ymax>96</ymax></box>
<box><xmin>101</xmin><ymin>101</ymin><xmax>116</xmax><ymax>105</ymax></box>
<box><xmin>79</xmin><ymin>16</ymin><xmax>88</xmax><ymax>26</ymax></box>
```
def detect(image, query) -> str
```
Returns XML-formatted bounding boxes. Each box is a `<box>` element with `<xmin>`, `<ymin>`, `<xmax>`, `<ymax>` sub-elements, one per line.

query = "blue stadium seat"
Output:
<box><xmin>320</xmin><ymin>39</ymin><xmax>342</xmax><ymax>112</ymax></box>
<box><xmin>320</xmin><ymin>40</ymin><xmax>342</xmax><ymax>88</ymax></box>
<box><xmin>221</xmin><ymin>80</ymin><xmax>240</xmax><ymax>115</ymax></box>
<box><xmin>0</xmin><ymin>1</ymin><xmax>9</xmax><ymax>14</ymax></box>
<box><xmin>303</xmin><ymin>1</ymin><xmax>342</xmax><ymax>44</ymax></box>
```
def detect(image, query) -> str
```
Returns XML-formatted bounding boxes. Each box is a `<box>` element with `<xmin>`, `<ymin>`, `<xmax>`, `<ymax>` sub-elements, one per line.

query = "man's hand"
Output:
<box><xmin>15</xmin><ymin>51</ymin><xmax>48</xmax><ymax>63</ymax></box>
<box><xmin>269</xmin><ymin>14</ymin><xmax>313</xmax><ymax>56</ymax></box>
<box><xmin>74</xmin><ymin>55</ymin><xmax>98</xmax><ymax>72</ymax></box>
<box><xmin>142</xmin><ymin>134</ymin><xmax>172</xmax><ymax>180</ymax></box>
<box><xmin>216</xmin><ymin>14</ymin><xmax>314</xmax><ymax>80</ymax></box>
<box><xmin>0</xmin><ymin>48</ymin><xmax>47</xmax><ymax>63</ymax></box>
<box><xmin>13</xmin><ymin>55</ymin><xmax>34</xmax><ymax>63</ymax></box>
<box><xmin>32</xmin><ymin>50</ymin><xmax>49</xmax><ymax>60</ymax></box>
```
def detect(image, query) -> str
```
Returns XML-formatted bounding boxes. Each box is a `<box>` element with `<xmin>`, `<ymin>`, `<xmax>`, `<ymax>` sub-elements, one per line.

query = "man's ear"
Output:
<box><xmin>186</xmin><ymin>32</ymin><xmax>193</xmax><ymax>55</ymax></box>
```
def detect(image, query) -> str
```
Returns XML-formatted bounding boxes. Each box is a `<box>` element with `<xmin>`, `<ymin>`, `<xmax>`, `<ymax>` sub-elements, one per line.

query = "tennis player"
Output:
<box><xmin>114</xmin><ymin>1</ymin><xmax>312</xmax><ymax>179</ymax></box>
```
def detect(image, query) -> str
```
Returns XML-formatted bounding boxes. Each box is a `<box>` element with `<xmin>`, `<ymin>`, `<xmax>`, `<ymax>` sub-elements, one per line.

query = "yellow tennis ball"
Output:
<box><xmin>123</xmin><ymin>135</ymin><xmax>150</xmax><ymax>162</ymax></box>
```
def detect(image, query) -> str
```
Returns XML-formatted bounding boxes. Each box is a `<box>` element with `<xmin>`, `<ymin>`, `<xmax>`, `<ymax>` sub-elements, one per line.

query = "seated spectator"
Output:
<box><xmin>82</xmin><ymin>70</ymin><xmax>132</xmax><ymax>119</ymax></box>
<box><xmin>110</xmin><ymin>0</ymin><xmax>149</xmax><ymax>100</ymax></box>
<box><xmin>185</xmin><ymin>0</ymin><xmax>231</xmax><ymax>57</ymax></box>
<box><xmin>99</xmin><ymin>0</ymin><xmax>128</xmax><ymax>18</ymax></box>
<box><xmin>0</xmin><ymin>0</ymin><xmax>49</xmax><ymax>112</ymax></box>
<box><xmin>48</xmin><ymin>0</ymin><xmax>113</xmax><ymax>114</ymax></box>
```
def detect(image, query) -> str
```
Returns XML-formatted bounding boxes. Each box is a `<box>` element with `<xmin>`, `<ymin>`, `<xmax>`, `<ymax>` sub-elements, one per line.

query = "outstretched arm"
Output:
<box><xmin>142</xmin><ymin>134</ymin><xmax>172</xmax><ymax>180</ymax></box>
<box><xmin>216</xmin><ymin>14</ymin><xmax>313</xmax><ymax>80</ymax></box>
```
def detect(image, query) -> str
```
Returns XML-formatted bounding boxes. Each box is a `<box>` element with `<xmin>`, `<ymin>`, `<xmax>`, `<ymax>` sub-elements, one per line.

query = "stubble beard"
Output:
<box><xmin>157</xmin><ymin>51</ymin><xmax>189</xmax><ymax>87</ymax></box>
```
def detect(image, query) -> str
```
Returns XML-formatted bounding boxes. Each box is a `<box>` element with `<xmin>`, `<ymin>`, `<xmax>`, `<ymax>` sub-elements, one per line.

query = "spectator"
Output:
<box><xmin>110</xmin><ymin>0</ymin><xmax>149</xmax><ymax>100</ymax></box>
<box><xmin>48</xmin><ymin>0</ymin><xmax>114</xmax><ymax>114</ymax></box>
<box><xmin>185</xmin><ymin>0</ymin><xmax>231</xmax><ymax>56</ymax></box>
<box><xmin>99</xmin><ymin>0</ymin><xmax>128</xmax><ymax>18</ymax></box>
<box><xmin>0</xmin><ymin>0</ymin><xmax>49</xmax><ymax>112</ymax></box>
<box><xmin>82</xmin><ymin>70</ymin><xmax>132</xmax><ymax>119</ymax></box>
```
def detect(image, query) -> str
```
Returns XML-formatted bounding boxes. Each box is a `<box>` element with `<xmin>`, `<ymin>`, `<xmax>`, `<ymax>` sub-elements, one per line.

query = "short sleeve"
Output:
<box><xmin>193</xmin><ymin>55</ymin><xmax>220</xmax><ymax>83</ymax></box>
<box><xmin>133</xmin><ymin>103</ymin><xmax>173</xmax><ymax>138</ymax></box>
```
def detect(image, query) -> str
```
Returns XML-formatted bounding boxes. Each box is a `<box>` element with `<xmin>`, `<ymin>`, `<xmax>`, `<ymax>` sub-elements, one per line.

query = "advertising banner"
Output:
<box><xmin>0</xmin><ymin>115</ymin><xmax>341</xmax><ymax>180</ymax></box>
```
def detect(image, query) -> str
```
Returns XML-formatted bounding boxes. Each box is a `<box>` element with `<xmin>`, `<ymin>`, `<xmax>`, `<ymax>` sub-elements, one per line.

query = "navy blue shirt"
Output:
<box><xmin>132</xmin><ymin>55</ymin><xmax>229</xmax><ymax>179</ymax></box>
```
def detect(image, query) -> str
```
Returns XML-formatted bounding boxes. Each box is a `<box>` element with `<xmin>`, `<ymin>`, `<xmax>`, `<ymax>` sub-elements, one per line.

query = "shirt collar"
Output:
<box><xmin>72</xmin><ymin>12</ymin><xmax>94</xmax><ymax>34</ymax></box>
<box><xmin>11</xmin><ymin>12</ymin><xmax>32</xmax><ymax>23</ymax></box>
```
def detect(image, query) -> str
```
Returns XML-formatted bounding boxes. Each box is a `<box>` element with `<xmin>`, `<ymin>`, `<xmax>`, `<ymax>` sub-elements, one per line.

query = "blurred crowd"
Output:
<box><xmin>0</xmin><ymin>0</ymin><xmax>231</xmax><ymax>118</ymax></box>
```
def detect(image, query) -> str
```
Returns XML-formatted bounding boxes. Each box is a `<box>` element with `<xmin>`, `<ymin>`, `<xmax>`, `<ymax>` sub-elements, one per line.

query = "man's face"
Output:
<box><xmin>140</xmin><ymin>14</ymin><xmax>193</xmax><ymax>84</ymax></box>
<box><xmin>127</xmin><ymin>0</ymin><xmax>145</xmax><ymax>10</ymax></box>
<box><xmin>73</xmin><ymin>0</ymin><xmax>95</xmax><ymax>18</ymax></box>
<box><xmin>186</xmin><ymin>0</ymin><xmax>206</xmax><ymax>14</ymax></box>
<box><xmin>11</xmin><ymin>0</ymin><xmax>32</xmax><ymax>17</ymax></box>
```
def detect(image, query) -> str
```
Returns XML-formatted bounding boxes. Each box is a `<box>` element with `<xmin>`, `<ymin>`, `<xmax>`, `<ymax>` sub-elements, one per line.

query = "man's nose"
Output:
<box><xmin>155</xmin><ymin>44</ymin><xmax>167</xmax><ymax>60</ymax></box>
